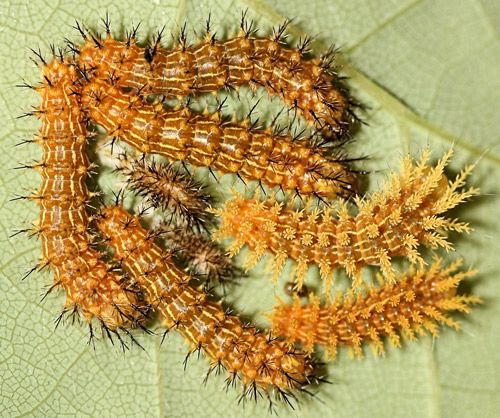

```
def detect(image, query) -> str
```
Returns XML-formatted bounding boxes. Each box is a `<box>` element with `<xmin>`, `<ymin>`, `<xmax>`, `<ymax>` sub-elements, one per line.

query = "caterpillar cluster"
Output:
<box><xmin>16</xmin><ymin>14</ymin><xmax>481</xmax><ymax>407</ymax></box>
<box><xmin>213</xmin><ymin>149</ymin><xmax>479</xmax><ymax>290</ymax></box>
<box><xmin>97</xmin><ymin>205</ymin><xmax>317</xmax><ymax>403</ymax></box>
<box><xmin>65</xmin><ymin>14</ymin><xmax>361</xmax><ymax>200</ymax></box>
<box><xmin>212</xmin><ymin>148</ymin><xmax>480</xmax><ymax>361</ymax></box>
<box><xmin>17</xmin><ymin>15</ymin><xmax>361</xmax><ymax>404</ymax></box>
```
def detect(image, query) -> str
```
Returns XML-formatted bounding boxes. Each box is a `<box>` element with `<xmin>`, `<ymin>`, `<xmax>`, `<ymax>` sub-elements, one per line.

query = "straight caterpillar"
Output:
<box><xmin>115</xmin><ymin>154</ymin><xmax>213</xmax><ymax>230</ymax></box>
<box><xmin>20</xmin><ymin>58</ymin><xmax>145</xmax><ymax>332</ymax></box>
<box><xmin>80</xmin><ymin>76</ymin><xmax>356</xmax><ymax>199</ymax></box>
<box><xmin>270</xmin><ymin>258</ymin><xmax>481</xmax><ymax>359</ymax></box>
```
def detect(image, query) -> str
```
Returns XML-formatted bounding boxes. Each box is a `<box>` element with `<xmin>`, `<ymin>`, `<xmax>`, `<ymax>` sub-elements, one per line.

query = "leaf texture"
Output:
<box><xmin>0</xmin><ymin>1</ymin><xmax>499</xmax><ymax>417</ymax></box>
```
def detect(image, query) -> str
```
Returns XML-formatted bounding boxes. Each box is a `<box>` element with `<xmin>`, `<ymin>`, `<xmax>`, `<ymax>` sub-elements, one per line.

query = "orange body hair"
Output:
<box><xmin>213</xmin><ymin>150</ymin><xmax>478</xmax><ymax>289</ymax></box>
<box><xmin>270</xmin><ymin>258</ymin><xmax>481</xmax><ymax>359</ymax></box>
<box><xmin>97</xmin><ymin>205</ymin><xmax>316</xmax><ymax>400</ymax></box>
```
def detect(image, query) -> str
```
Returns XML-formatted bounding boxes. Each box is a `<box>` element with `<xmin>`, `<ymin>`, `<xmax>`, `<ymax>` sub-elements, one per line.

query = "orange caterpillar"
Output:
<box><xmin>75</xmin><ymin>16</ymin><xmax>357</xmax><ymax>140</ymax></box>
<box><xmin>213</xmin><ymin>149</ymin><xmax>479</xmax><ymax>289</ymax></box>
<box><xmin>270</xmin><ymin>258</ymin><xmax>481</xmax><ymax>359</ymax></box>
<box><xmin>80</xmin><ymin>77</ymin><xmax>356</xmax><ymax>199</ymax></box>
<box><xmin>21</xmin><ymin>58</ymin><xmax>144</xmax><ymax>331</ymax></box>
<box><xmin>97</xmin><ymin>205</ymin><xmax>316</xmax><ymax>403</ymax></box>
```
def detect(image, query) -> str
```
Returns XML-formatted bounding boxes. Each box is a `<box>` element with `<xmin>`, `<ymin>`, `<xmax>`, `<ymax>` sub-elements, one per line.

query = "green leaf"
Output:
<box><xmin>1</xmin><ymin>0</ymin><xmax>499</xmax><ymax>417</ymax></box>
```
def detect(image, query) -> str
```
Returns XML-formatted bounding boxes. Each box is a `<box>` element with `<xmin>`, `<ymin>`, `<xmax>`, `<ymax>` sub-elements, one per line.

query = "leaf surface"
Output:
<box><xmin>0</xmin><ymin>0</ymin><xmax>499</xmax><ymax>417</ymax></box>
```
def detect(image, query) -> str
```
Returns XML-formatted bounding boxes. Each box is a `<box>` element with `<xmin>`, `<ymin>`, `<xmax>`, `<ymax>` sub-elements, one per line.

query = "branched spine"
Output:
<box><xmin>270</xmin><ymin>258</ymin><xmax>481</xmax><ymax>359</ymax></box>
<box><xmin>213</xmin><ymin>149</ymin><xmax>479</xmax><ymax>289</ymax></box>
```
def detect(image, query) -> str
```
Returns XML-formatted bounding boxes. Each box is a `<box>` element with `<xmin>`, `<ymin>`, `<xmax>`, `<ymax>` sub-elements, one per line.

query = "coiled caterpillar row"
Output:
<box><xmin>75</xmin><ymin>15</ymin><xmax>358</xmax><ymax>141</ymax></box>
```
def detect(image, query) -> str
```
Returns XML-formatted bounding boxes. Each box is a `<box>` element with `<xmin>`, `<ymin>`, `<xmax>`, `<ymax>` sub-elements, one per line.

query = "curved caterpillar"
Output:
<box><xmin>80</xmin><ymin>77</ymin><xmax>357</xmax><ymax>199</ymax></box>
<box><xmin>97</xmin><ymin>205</ymin><xmax>316</xmax><ymax>403</ymax></box>
<box><xmin>24</xmin><ymin>59</ymin><xmax>145</xmax><ymax>331</ymax></box>
<box><xmin>213</xmin><ymin>149</ymin><xmax>479</xmax><ymax>289</ymax></box>
<box><xmin>75</xmin><ymin>16</ymin><xmax>357</xmax><ymax>141</ymax></box>
<box><xmin>270</xmin><ymin>258</ymin><xmax>481</xmax><ymax>359</ymax></box>
<box><xmin>116</xmin><ymin>154</ymin><xmax>213</xmax><ymax>230</ymax></box>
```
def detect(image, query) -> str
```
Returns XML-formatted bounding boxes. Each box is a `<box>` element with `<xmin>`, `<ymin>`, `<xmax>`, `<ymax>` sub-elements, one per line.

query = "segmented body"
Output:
<box><xmin>77</xmin><ymin>27</ymin><xmax>355</xmax><ymax>140</ymax></box>
<box><xmin>270</xmin><ymin>259</ymin><xmax>481</xmax><ymax>359</ymax></box>
<box><xmin>34</xmin><ymin>60</ymin><xmax>143</xmax><ymax>328</ymax></box>
<box><xmin>213</xmin><ymin>150</ymin><xmax>478</xmax><ymax>289</ymax></box>
<box><xmin>97</xmin><ymin>205</ymin><xmax>316</xmax><ymax>399</ymax></box>
<box><xmin>116</xmin><ymin>155</ymin><xmax>213</xmax><ymax>230</ymax></box>
<box><xmin>81</xmin><ymin>78</ymin><xmax>356</xmax><ymax>199</ymax></box>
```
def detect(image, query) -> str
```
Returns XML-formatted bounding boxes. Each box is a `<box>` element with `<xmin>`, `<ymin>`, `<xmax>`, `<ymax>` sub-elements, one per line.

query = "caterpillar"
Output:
<box><xmin>20</xmin><ymin>57</ymin><xmax>145</xmax><ymax>332</ymax></box>
<box><xmin>108</xmin><ymin>153</ymin><xmax>237</xmax><ymax>285</ymax></box>
<box><xmin>115</xmin><ymin>154</ymin><xmax>213</xmax><ymax>230</ymax></box>
<box><xmin>74</xmin><ymin>15</ymin><xmax>358</xmax><ymax>141</ymax></box>
<box><xmin>96</xmin><ymin>205</ymin><xmax>316</xmax><ymax>404</ymax></box>
<box><xmin>157</xmin><ymin>223</ymin><xmax>243</xmax><ymax>287</ymax></box>
<box><xmin>270</xmin><ymin>258</ymin><xmax>481</xmax><ymax>359</ymax></box>
<box><xmin>80</xmin><ymin>76</ymin><xmax>357</xmax><ymax>199</ymax></box>
<box><xmin>213</xmin><ymin>149</ymin><xmax>479</xmax><ymax>289</ymax></box>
